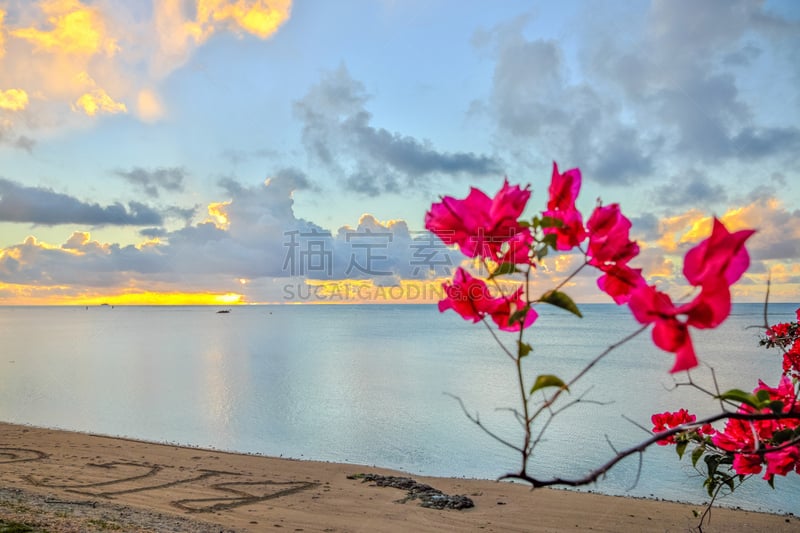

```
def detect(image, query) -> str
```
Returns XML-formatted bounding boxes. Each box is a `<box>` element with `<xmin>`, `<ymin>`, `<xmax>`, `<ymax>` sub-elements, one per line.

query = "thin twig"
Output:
<box><xmin>444</xmin><ymin>393</ymin><xmax>524</xmax><ymax>454</ymax></box>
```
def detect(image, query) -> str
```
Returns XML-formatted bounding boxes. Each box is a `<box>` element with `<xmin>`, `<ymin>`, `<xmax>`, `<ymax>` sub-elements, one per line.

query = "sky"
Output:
<box><xmin>0</xmin><ymin>0</ymin><xmax>798</xmax><ymax>305</ymax></box>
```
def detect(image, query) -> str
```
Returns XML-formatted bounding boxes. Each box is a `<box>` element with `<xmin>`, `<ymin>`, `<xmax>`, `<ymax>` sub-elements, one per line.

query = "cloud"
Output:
<box><xmin>152</xmin><ymin>0</ymin><xmax>292</xmax><ymax>76</ymax></box>
<box><xmin>730</xmin><ymin>127</ymin><xmax>800</xmax><ymax>159</ymax></box>
<box><xmin>0</xmin><ymin>0</ymin><xmax>292</xmax><ymax>134</ymax></box>
<box><xmin>652</xmin><ymin>170</ymin><xmax>728</xmax><ymax>207</ymax></box>
<box><xmin>115</xmin><ymin>167</ymin><xmax>187</xmax><ymax>198</ymax></box>
<box><xmin>585</xmin><ymin>0</ymin><xmax>800</xmax><ymax>163</ymax></box>
<box><xmin>10</xmin><ymin>0</ymin><xmax>119</xmax><ymax>56</ymax></box>
<box><xmin>294</xmin><ymin>65</ymin><xmax>503</xmax><ymax>196</ymax></box>
<box><xmin>478</xmin><ymin>2</ymin><xmax>800</xmax><ymax>188</ymax></box>
<box><xmin>0</xmin><ymin>172</ymin><xmax>459</xmax><ymax>301</ymax></box>
<box><xmin>135</xmin><ymin>88</ymin><xmax>165</xmax><ymax>122</ymax></box>
<box><xmin>14</xmin><ymin>135</ymin><xmax>36</xmax><ymax>153</ymax></box>
<box><xmin>0</xmin><ymin>119</ymin><xmax>34</xmax><ymax>152</ymax></box>
<box><xmin>0</xmin><ymin>178</ymin><xmax>163</xmax><ymax>226</ymax></box>
<box><xmin>220</xmin><ymin>147</ymin><xmax>278</xmax><ymax>165</ymax></box>
<box><xmin>195</xmin><ymin>0</ymin><xmax>292</xmax><ymax>39</ymax></box>
<box><xmin>0</xmin><ymin>89</ymin><xmax>29</xmax><ymax>111</ymax></box>
<box><xmin>72</xmin><ymin>87</ymin><xmax>127</xmax><ymax>116</ymax></box>
<box><xmin>478</xmin><ymin>22</ymin><xmax>655</xmax><ymax>186</ymax></box>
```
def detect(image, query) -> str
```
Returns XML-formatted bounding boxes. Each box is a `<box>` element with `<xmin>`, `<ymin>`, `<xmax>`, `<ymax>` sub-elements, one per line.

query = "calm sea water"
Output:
<box><xmin>0</xmin><ymin>302</ymin><xmax>798</xmax><ymax>514</ymax></box>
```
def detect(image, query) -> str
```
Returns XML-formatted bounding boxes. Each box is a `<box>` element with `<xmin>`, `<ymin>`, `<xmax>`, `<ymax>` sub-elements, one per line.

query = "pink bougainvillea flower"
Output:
<box><xmin>586</xmin><ymin>203</ymin><xmax>639</xmax><ymax>269</ymax></box>
<box><xmin>652</xmin><ymin>318</ymin><xmax>698</xmax><ymax>373</ymax></box>
<box><xmin>680</xmin><ymin>280</ymin><xmax>732</xmax><ymax>330</ymax></box>
<box><xmin>713</xmin><ymin>376</ymin><xmax>800</xmax><ymax>478</ymax></box>
<box><xmin>683</xmin><ymin>218</ymin><xmax>755</xmax><ymax>288</ymax></box>
<box><xmin>732</xmin><ymin>453</ymin><xmax>764</xmax><ymax>475</ymax></box>
<box><xmin>629</xmin><ymin>283</ymin><xmax>698</xmax><ymax>372</ymax></box>
<box><xmin>438</xmin><ymin>267</ymin><xmax>537</xmax><ymax>332</ymax></box>
<box><xmin>753</xmin><ymin>376</ymin><xmax>800</xmax><ymax>429</ymax></box>
<box><xmin>651</xmin><ymin>409</ymin><xmax>696</xmax><ymax>445</ymax></box>
<box><xmin>542</xmin><ymin>162</ymin><xmax>586</xmax><ymax>251</ymax></box>
<box><xmin>498</xmin><ymin>230</ymin><xmax>534</xmax><ymax>265</ymax></box>
<box><xmin>765</xmin><ymin>446</ymin><xmax>800</xmax><ymax>478</ymax></box>
<box><xmin>627</xmin><ymin>218</ymin><xmax>755</xmax><ymax>373</ymax></box>
<box><xmin>438</xmin><ymin>267</ymin><xmax>495</xmax><ymax>323</ymax></box>
<box><xmin>547</xmin><ymin>162</ymin><xmax>581</xmax><ymax>211</ymax></box>
<box><xmin>712</xmin><ymin>417</ymin><xmax>756</xmax><ymax>454</ymax></box>
<box><xmin>596</xmin><ymin>265</ymin><xmax>644</xmax><ymax>305</ymax></box>
<box><xmin>425</xmin><ymin>180</ymin><xmax>531</xmax><ymax>261</ymax></box>
<box><xmin>489</xmin><ymin>286</ymin><xmax>538</xmax><ymax>332</ymax></box>
<box><xmin>783</xmin><ymin>350</ymin><xmax>800</xmax><ymax>379</ymax></box>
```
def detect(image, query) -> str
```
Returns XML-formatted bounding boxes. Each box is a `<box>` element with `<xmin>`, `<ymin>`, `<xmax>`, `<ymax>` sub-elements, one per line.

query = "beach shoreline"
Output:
<box><xmin>0</xmin><ymin>422</ymin><xmax>797</xmax><ymax>532</ymax></box>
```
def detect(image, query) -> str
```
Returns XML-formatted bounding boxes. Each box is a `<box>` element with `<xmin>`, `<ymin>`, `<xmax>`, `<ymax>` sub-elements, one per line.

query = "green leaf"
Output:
<box><xmin>518</xmin><ymin>341</ymin><xmax>532</xmax><ymax>358</ymax></box>
<box><xmin>540</xmin><ymin>290</ymin><xmax>582</xmax><ymax>318</ymax></box>
<box><xmin>530</xmin><ymin>374</ymin><xmax>569</xmax><ymax>395</ymax></box>
<box><xmin>541</xmin><ymin>233</ymin><xmax>558</xmax><ymax>250</ymax></box>
<box><xmin>676</xmin><ymin>440</ymin><xmax>687</xmax><ymax>459</ymax></box>
<box><xmin>772</xmin><ymin>428</ymin><xmax>794</xmax><ymax>444</ymax></box>
<box><xmin>767</xmin><ymin>476</ymin><xmax>775</xmax><ymax>489</ymax></box>
<box><xmin>691</xmin><ymin>445</ymin><xmax>705</xmax><ymax>467</ymax></box>
<box><xmin>716</xmin><ymin>389</ymin><xmax>762</xmax><ymax>409</ymax></box>
<box><xmin>489</xmin><ymin>262</ymin><xmax>521</xmax><ymax>279</ymax></box>
<box><xmin>539</xmin><ymin>216</ymin><xmax>563</xmax><ymax>229</ymax></box>
<box><xmin>755</xmin><ymin>389</ymin><xmax>771</xmax><ymax>403</ymax></box>
<box><xmin>704</xmin><ymin>455</ymin><xmax>718</xmax><ymax>478</ymax></box>
<box><xmin>518</xmin><ymin>220</ymin><xmax>531</xmax><ymax>228</ymax></box>
<box><xmin>508</xmin><ymin>306</ymin><xmax>530</xmax><ymax>326</ymax></box>
<box><xmin>769</xmin><ymin>400</ymin><xmax>785</xmax><ymax>414</ymax></box>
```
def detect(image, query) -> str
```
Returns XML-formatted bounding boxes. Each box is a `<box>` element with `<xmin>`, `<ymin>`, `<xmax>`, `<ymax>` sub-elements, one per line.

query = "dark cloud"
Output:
<box><xmin>730</xmin><ymin>127</ymin><xmax>800</xmax><ymax>159</ymax></box>
<box><xmin>653</xmin><ymin>172</ymin><xmax>728</xmax><ymax>207</ymax></box>
<box><xmin>139</xmin><ymin>227</ymin><xmax>167</xmax><ymax>238</ymax></box>
<box><xmin>220</xmin><ymin>148</ymin><xmax>277</xmax><ymax>165</ymax></box>
<box><xmin>14</xmin><ymin>136</ymin><xmax>35</xmax><ymax>153</ymax></box>
<box><xmin>479</xmin><ymin>1</ymin><xmax>799</xmax><ymax>189</ymax></box>
<box><xmin>480</xmin><ymin>28</ymin><xmax>655</xmax><ymax>185</ymax></box>
<box><xmin>630</xmin><ymin>212</ymin><xmax>660</xmax><ymax>241</ymax></box>
<box><xmin>0</xmin><ymin>174</ymin><xmax>459</xmax><ymax>290</ymax></box>
<box><xmin>0</xmin><ymin>122</ymin><xmax>34</xmax><ymax>153</ymax></box>
<box><xmin>0</xmin><ymin>178</ymin><xmax>163</xmax><ymax>226</ymax></box>
<box><xmin>585</xmin><ymin>0</ymin><xmax>800</xmax><ymax>165</ymax></box>
<box><xmin>294</xmin><ymin>65</ymin><xmax>503</xmax><ymax>195</ymax></box>
<box><xmin>164</xmin><ymin>205</ymin><xmax>198</xmax><ymax>224</ymax></box>
<box><xmin>722</xmin><ymin>42</ymin><xmax>762</xmax><ymax>67</ymax></box>
<box><xmin>114</xmin><ymin>167</ymin><xmax>187</xmax><ymax>198</ymax></box>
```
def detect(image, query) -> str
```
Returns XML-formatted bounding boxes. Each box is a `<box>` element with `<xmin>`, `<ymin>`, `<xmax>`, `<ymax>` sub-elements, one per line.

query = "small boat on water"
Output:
<box><xmin>216</xmin><ymin>309</ymin><xmax>231</xmax><ymax>314</ymax></box>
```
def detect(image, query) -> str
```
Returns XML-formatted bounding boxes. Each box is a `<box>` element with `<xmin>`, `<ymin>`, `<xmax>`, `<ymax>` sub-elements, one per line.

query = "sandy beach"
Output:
<box><xmin>0</xmin><ymin>422</ymin><xmax>796</xmax><ymax>532</ymax></box>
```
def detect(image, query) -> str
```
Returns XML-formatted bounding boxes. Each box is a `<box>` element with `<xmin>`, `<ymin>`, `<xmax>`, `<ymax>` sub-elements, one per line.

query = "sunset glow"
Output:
<box><xmin>0</xmin><ymin>1</ymin><xmax>797</xmax><ymax>305</ymax></box>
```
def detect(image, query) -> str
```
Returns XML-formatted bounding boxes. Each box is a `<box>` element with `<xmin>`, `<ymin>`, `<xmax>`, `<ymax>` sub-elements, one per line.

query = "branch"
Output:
<box><xmin>445</xmin><ymin>393</ymin><xmax>524</xmax><ymax>454</ymax></box>
<box><xmin>498</xmin><ymin>411</ymin><xmax>800</xmax><ymax>487</ymax></box>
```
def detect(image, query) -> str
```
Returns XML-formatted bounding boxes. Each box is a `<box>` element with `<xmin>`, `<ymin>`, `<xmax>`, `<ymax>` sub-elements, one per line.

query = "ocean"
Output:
<box><xmin>0</xmin><ymin>302</ymin><xmax>798</xmax><ymax>515</ymax></box>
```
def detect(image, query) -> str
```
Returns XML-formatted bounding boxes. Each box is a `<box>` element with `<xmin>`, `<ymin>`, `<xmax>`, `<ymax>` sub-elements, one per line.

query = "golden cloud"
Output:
<box><xmin>197</xmin><ymin>0</ymin><xmax>292</xmax><ymax>39</ymax></box>
<box><xmin>136</xmin><ymin>88</ymin><xmax>164</xmax><ymax>122</ymax></box>
<box><xmin>207</xmin><ymin>200</ymin><xmax>232</xmax><ymax>229</ymax></box>
<box><xmin>72</xmin><ymin>88</ymin><xmax>127</xmax><ymax>116</ymax></box>
<box><xmin>10</xmin><ymin>0</ymin><xmax>119</xmax><ymax>57</ymax></box>
<box><xmin>154</xmin><ymin>0</ymin><xmax>291</xmax><ymax>75</ymax></box>
<box><xmin>0</xmin><ymin>88</ymin><xmax>29</xmax><ymax>111</ymax></box>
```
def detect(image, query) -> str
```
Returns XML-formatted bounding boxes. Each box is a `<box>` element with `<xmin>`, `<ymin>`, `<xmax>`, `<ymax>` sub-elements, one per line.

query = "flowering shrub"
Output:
<box><xmin>654</xmin><ymin>311</ymin><xmax>800</xmax><ymax>501</ymax></box>
<box><xmin>425</xmin><ymin>163</ymin><xmax>798</xmax><ymax>524</ymax></box>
